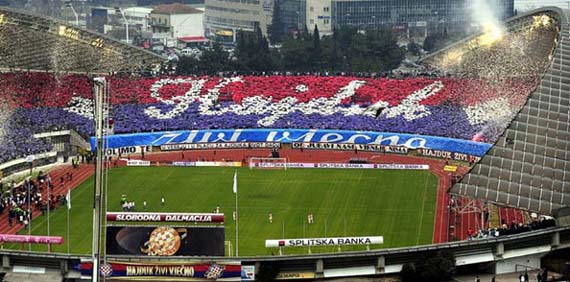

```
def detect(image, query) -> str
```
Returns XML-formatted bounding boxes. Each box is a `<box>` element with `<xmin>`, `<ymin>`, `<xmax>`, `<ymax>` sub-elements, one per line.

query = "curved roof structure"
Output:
<box><xmin>0</xmin><ymin>6</ymin><xmax>164</xmax><ymax>73</ymax></box>
<box><xmin>449</xmin><ymin>7</ymin><xmax>570</xmax><ymax>215</ymax></box>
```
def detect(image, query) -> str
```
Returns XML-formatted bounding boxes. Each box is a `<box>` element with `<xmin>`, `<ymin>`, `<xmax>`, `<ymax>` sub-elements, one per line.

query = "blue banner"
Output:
<box><xmin>91</xmin><ymin>129</ymin><xmax>492</xmax><ymax>157</ymax></box>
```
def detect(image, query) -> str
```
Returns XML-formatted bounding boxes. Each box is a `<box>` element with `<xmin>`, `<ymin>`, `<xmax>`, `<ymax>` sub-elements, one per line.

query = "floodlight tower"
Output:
<box><xmin>115</xmin><ymin>7</ymin><xmax>130</xmax><ymax>44</ymax></box>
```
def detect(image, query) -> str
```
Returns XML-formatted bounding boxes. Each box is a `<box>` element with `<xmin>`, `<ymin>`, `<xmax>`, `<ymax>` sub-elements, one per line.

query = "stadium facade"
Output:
<box><xmin>204</xmin><ymin>0</ymin><xmax>515</xmax><ymax>41</ymax></box>
<box><xmin>331</xmin><ymin>0</ymin><xmax>514</xmax><ymax>27</ymax></box>
<box><xmin>203</xmin><ymin>0</ymin><xmax>274</xmax><ymax>43</ymax></box>
<box><xmin>0</xmin><ymin>4</ymin><xmax>568</xmax><ymax>282</ymax></box>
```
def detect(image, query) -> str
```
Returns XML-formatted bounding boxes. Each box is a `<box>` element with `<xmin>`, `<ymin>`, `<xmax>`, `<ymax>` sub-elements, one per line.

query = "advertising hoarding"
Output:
<box><xmin>265</xmin><ymin>236</ymin><xmax>383</xmax><ymax>248</ymax></box>
<box><xmin>106</xmin><ymin>212</ymin><xmax>225</xmax><ymax>223</ymax></box>
<box><xmin>0</xmin><ymin>234</ymin><xmax>63</xmax><ymax>244</ymax></box>
<box><xmin>106</xmin><ymin>226</ymin><xmax>224</xmax><ymax>256</ymax></box>
<box><xmin>74</xmin><ymin>261</ymin><xmax>241</xmax><ymax>281</ymax></box>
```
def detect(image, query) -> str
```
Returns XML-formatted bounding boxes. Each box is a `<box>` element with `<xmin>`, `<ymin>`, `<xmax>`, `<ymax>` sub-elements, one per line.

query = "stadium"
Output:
<box><xmin>0</xmin><ymin>4</ymin><xmax>567</xmax><ymax>282</ymax></box>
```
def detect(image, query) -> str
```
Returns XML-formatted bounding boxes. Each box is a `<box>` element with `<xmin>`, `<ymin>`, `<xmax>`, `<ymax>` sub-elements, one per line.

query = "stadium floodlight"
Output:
<box><xmin>115</xmin><ymin>7</ymin><xmax>129</xmax><ymax>44</ymax></box>
<box><xmin>58</xmin><ymin>25</ymin><xmax>66</xmax><ymax>36</ymax></box>
<box><xmin>58</xmin><ymin>25</ymin><xmax>80</xmax><ymax>40</ymax></box>
<box><xmin>92</xmin><ymin>77</ymin><xmax>108</xmax><ymax>282</ymax></box>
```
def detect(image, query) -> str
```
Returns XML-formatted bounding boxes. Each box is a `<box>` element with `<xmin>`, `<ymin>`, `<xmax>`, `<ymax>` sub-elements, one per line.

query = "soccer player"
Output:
<box><xmin>143</xmin><ymin>200</ymin><xmax>147</xmax><ymax>211</ymax></box>
<box><xmin>268</xmin><ymin>212</ymin><xmax>273</xmax><ymax>223</ymax></box>
<box><xmin>232</xmin><ymin>210</ymin><xmax>237</xmax><ymax>221</ymax></box>
<box><xmin>161</xmin><ymin>193</ymin><xmax>165</xmax><ymax>208</ymax></box>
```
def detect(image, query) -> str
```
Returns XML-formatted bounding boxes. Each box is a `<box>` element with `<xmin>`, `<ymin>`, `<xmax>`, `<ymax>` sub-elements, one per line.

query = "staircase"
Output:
<box><xmin>489</xmin><ymin>204</ymin><xmax>501</xmax><ymax>228</ymax></box>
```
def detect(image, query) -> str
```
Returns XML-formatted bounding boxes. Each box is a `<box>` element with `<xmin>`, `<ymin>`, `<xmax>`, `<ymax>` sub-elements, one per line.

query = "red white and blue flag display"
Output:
<box><xmin>2</xmin><ymin>74</ymin><xmax>539</xmax><ymax>162</ymax></box>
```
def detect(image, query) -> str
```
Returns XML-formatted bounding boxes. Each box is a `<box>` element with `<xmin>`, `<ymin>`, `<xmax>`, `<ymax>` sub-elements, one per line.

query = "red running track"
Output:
<box><xmin>0</xmin><ymin>165</ymin><xmax>94</xmax><ymax>235</ymax></box>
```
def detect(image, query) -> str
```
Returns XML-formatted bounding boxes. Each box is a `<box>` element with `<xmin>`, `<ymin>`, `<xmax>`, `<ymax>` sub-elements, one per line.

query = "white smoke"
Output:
<box><xmin>470</xmin><ymin>0</ymin><xmax>505</xmax><ymax>44</ymax></box>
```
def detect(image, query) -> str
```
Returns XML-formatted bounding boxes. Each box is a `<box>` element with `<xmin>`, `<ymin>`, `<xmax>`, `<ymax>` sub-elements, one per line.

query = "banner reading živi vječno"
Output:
<box><xmin>74</xmin><ymin>261</ymin><xmax>242</xmax><ymax>280</ymax></box>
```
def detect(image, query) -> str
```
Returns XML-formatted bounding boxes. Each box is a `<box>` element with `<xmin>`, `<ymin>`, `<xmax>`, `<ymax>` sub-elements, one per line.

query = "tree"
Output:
<box><xmin>312</xmin><ymin>25</ymin><xmax>321</xmax><ymax>69</ymax></box>
<box><xmin>423</xmin><ymin>34</ymin><xmax>438</xmax><ymax>52</ymax></box>
<box><xmin>400</xmin><ymin>251</ymin><xmax>455</xmax><ymax>282</ymax></box>
<box><xmin>255</xmin><ymin>26</ymin><xmax>264</xmax><ymax>48</ymax></box>
<box><xmin>255</xmin><ymin>262</ymin><xmax>279</xmax><ymax>282</ymax></box>
<box><xmin>407</xmin><ymin>41</ymin><xmax>422</xmax><ymax>56</ymax></box>
<box><xmin>235</xmin><ymin>30</ymin><xmax>248</xmax><ymax>62</ymax></box>
<box><xmin>331</xmin><ymin>26</ymin><xmax>338</xmax><ymax>70</ymax></box>
<box><xmin>423</xmin><ymin>33</ymin><xmax>449</xmax><ymax>53</ymax></box>
<box><xmin>374</xmin><ymin>28</ymin><xmax>405</xmax><ymax>72</ymax></box>
<box><xmin>419</xmin><ymin>251</ymin><xmax>455</xmax><ymax>281</ymax></box>
<box><xmin>301</xmin><ymin>24</ymin><xmax>310</xmax><ymax>40</ymax></box>
<box><xmin>281</xmin><ymin>35</ymin><xmax>311</xmax><ymax>71</ymax></box>
<box><xmin>251</xmin><ymin>34</ymin><xmax>274</xmax><ymax>71</ymax></box>
<box><xmin>347</xmin><ymin>33</ymin><xmax>371</xmax><ymax>71</ymax></box>
<box><xmin>175</xmin><ymin>42</ymin><xmax>234</xmax><ymax>76</ymax></box>
<box><xmin>400</xmin><ymin>262</ymin><xmax>418</xmax><ymax>282</ymax></box>
<box><xmin>337</xmin><ymin>26</ymin><xmax>356</xmax><ymax>51</ymax></box>
<box><xmin>267</xmin><ymin>0</ymin><xmax>284</xmax><ymax>44</ymax></box>
<box><xmin>235</xmin><ymin>27</ymin><xmax>275</xmax><ymax>71</ymax></box>
<box><xmin>178</xmin><ymin>22</ymin><xmax>404</xmax><ymax>74</ymax></box>
<box><xmin>176</xmin><ymin>56</ymin><xmax>200</xmax><ymax>75</ymax></box>
<box><xmin>235</xmin><ymin>30</ymin><xmax>255</xmax><ymax>71</ymax></box>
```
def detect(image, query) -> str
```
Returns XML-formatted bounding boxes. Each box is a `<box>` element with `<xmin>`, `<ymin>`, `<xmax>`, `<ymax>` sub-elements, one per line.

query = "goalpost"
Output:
<box><xmin>248</xmin><ymin>157</ymin><xmax>288</xmax><ymax>170</ymax></box>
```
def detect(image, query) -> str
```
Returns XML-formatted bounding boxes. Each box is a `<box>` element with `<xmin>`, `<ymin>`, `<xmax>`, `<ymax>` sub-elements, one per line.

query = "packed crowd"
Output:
<box><xmin>468</xmin><ymin>217</ymin><xmax>556</xmax><ymax>240</ymax></box>
<box><xmin>0</xmin><ymin>71</ymin><xmax>542</xmax><ymax>164</ymax></box>
<box><xmin>0</xmin><ymin>72</ymin><xmax>93</xmax><ymax>163</ymax></box>
<box><xmin>162</xmin><ymin>67</ymin><xmax>445</xmax><ymax>81</ymax></box>
<box><xmin>429</xmin><ymin>13</ymin><xmax>558</xmax><ymax>78</ymax></box>
<box><xmin>0</xmin><ymin>171</ymin><xmax>69</xmax><ymax>228</ymax></box>
<box><xmin>0</xmin><ymin>13</ymin><xmax>558</xmax><ymax>166</ymax></box>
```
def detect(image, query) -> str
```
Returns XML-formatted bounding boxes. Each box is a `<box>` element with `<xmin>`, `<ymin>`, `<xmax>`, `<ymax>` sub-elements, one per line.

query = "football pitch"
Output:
<box><xmin>13</xmin><ymin>166</ymin><xmax>439</xmax><ymax>256</ymax></box>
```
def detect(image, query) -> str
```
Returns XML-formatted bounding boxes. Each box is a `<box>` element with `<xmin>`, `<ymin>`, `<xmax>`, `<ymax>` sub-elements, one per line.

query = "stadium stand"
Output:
<box><xmin>0</xmin><ymin>10</ymin><xmax>555</xmax><ymax>166</ymax></box>
<box><xmin>448</xmin><ymin>11</ymin><xmax>570</xmax><ymax>215</ymax></box>
<box><xmin>0</xmin><ymin>5</ymin><xmax>567</xmax><ymax>281</ymax></box>
<box><xmin>0</xmin><ymin>73</ymin><xmax>541</xmax><ymax>165</ymax></box>
<box><xmin>0</xmin><ymin>7</ymin><xmax>163</xmax><ymax>73</ymax></box>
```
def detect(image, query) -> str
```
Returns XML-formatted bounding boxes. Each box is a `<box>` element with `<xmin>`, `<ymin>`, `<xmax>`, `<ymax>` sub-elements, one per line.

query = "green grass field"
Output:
<box><xmin>11</xmin><ymin>166</ymin><xmax>438</xmax><ymax>256</ymax></box>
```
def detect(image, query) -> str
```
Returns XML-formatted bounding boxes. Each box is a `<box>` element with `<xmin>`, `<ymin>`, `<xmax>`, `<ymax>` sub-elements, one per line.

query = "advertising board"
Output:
<box><xmin>106</xmin><ymin>226</ymin><xmax>224</xmax><ymax>256</ymax></box>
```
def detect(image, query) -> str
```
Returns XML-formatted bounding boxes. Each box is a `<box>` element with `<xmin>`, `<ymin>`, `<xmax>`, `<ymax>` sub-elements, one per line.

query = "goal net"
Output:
<box><xmin>248</xmin><ymin>157</ymin><xmax>288</xmax><ymax>170</ymax></box>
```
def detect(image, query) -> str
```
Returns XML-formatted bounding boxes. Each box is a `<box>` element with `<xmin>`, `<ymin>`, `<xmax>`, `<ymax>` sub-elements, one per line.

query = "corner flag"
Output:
<box><xmin>66</xmin><ymin>189</ymin><xmax>71</xmax><ymax>209</ymax></box>
<box><xmin>233</xmin><ymin>171</ymin><xmax>238</xmax><ymax>194</ymax></box>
